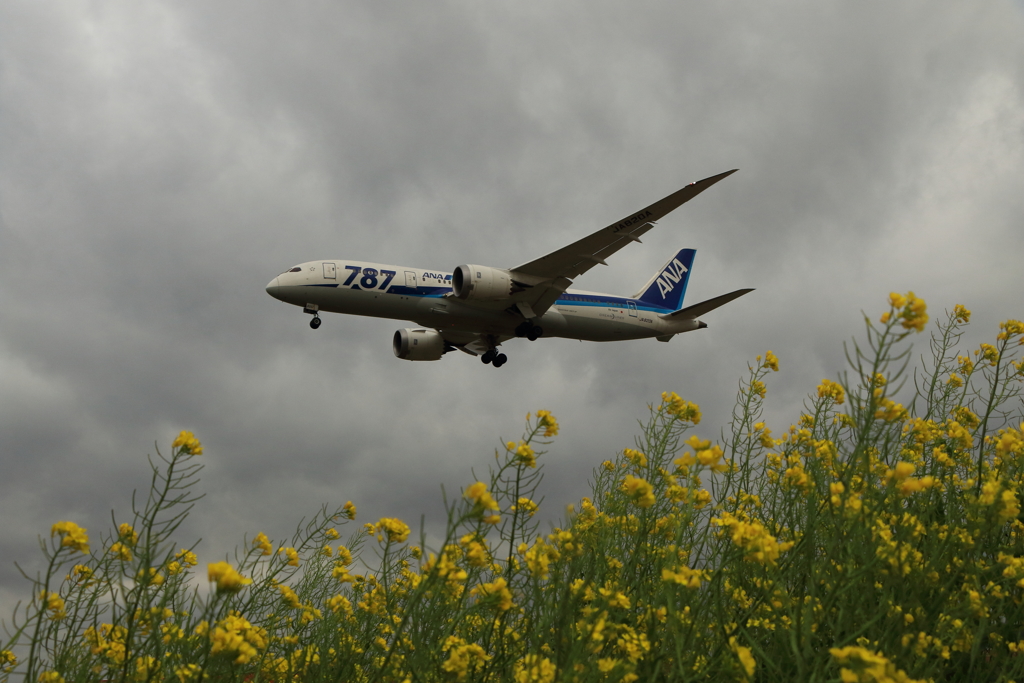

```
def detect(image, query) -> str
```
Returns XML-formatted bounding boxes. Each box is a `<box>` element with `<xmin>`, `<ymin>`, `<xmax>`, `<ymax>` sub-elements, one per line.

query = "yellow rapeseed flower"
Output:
<box><xmin>829</xmin><ymin>646</ymin><xmax>925</xmax><ymax>683</ymax></box>
<box><xmin>470</xmin><ymin>577</ymin><xmax>514</xmax><ymax>611</ymax></box>
<box><xmin>442</xmin><ymin>640</ymin><xmax>492</xmax><ymax>681</ymax></box>
<box><xmin>662</xmin><ymin>565</ymin><xmax>707</xmax><ymax>589</ymax></box>
<box><xmin>898</xmin><ymin>475</ymin><xmax>937</xmax><ymax>497</ymax></box>
<box><xmin>207</xmin><ymin>562</ymin><xmax>251</xmax><ymax>593</ymax></box>
<box><xmin>953</xmin><ymin>304</ymin><xmax>971</xmax><ymax>323</ymax></box>
<box><xmin>209</xmin><ymin>611</ymin><xmax>267</xmax><ymax>665</ymax></box>
<box><xmin>171</xmin><ymin>430</ymin><xmax>203</xmax><ymax>455</ymax></box>
<box><xmin>109</xmin><ymin>542</ymin><xmax>133</xmax><ymax>562</ymax></box>
<box><xmin>174</xmin><ymin>664</ymin><xmax>201</xmax><ymax>682</ymax></box>
<box><xmin>278</xmin><ymin>546</ymin><xmax>300</xmax><ymax>567</ymax></box>
<box><xmin>513</xmin><ymin>497</ymin><xmax>539</xmax><ymax>518</ymax></box>
<box><xmin>783</xmin><ymin>465</ymin><xmax>810</xmax><ymax>490</ymax></box>
<box><xmin>375</xmin><ymin>517</ymin><xmax>411</xmax><ymax>544</ymax></box>
<box><xmin>712</xmin><ymin>511</ymin><xmax>794</xmax><ymax>565</ymax></box>
<box><xmin>676</xmin><ymin>436</ymin><xmax>728</xmax><ymax>473</ymax></box>
<box><xmin>251</xmin><ymin>532</ymin><xmax>272</xmax><ymax>556</ymax></box>
<box><xmin>535</xmin><ymin>409</ymin><xmax>559</xmax><ymax>436</ymax></box>
<box><xmin>40</xmin><ymin>590</ymin><xmax>66</xmax><ymax>620</ymax></box>
<box><xmin>997</xmin><ymin>319</ymin><xmax>1024</xmax><ymax>341</ymax></box>
<box><xmin>817</xmin><ymin>379</ymin><xmax>846</xmax><ymax>405</ymax></box>
<box><xmin>50</xmin><ymin>521</ymin><xmax>89</xmax><ymax>554</ymax></box>
<box><xmin>327</xmin><ymin>594</ymin><xmax>352</xmax><ymax>614</ymax></box>
<box><xmin>978</xmin><ymin>343</ymin><xmax>999</xmax><ymax>366</ymax></box>
<box><xmin>464</xmin><ymin>482</ymin><xmax>500</xmax><ymax>523</ymax></box>
<box><xmin>277</xmin><ymin>583</ymin><xmax>301</xmax><ymax>609</ymax></box>
<box><xmin>0</xmin><ymin>650</ymin><xmax>17</xmax><ymax>674</ymax></box>
<box><xmin>888</xmin><ymin>462</ymin><xmax>915</xmax><ymax>482</ymax></box>
<box><xmin>117</xmin><ymin>523</ymin><xmax>139</xmax><ymax>547</ymax></box>
<box><xmin>521</xmin><ymin>539</ymin><xmax>556</xmax><ymax>579</ymax></box>
<box><xmin>616</xmin><ymin>627</ymin><xmax>650</xmax><ymax>662</ymax></box>
<box><xmin>621</xmin><ymin>475</ymin><xmax>656</xmax><ymax>508</ymax></box>
<box><xmin>623</xmin><ymin>448</ymin><xmax>647</xmax><ymax>468</ymax></box>
<box><xmin>661</xmin><ymin>392</ymin><xmax>702</xmax><ymax>424</ymax></box>
<box><xmin>513</xmin><ymin>654</ymin><xmax>556</xmax><ymax>683</ymax></box>
<box><xmin>175</xmin><ymin>548</ymin><xmax>198</xmax><ymax>567</ymax></box>
<box><xmin>134</xmin><ymin>655</ymin><xmax>160</xmax><ymax>680</ymax></box>
<box><xmin>69</xmin><ymin>564</ymin><xmax>93</xmax><ymax>582</ymax></box>
<box><xmin>136</xmin><ymin>568</ymin><xmax>164</xmax><ymax>586</ymax></box>
<box><xmin>994</xmin><ymin>425</ymin><xmax>1024</xmax><ymax>462</ymax></box>
<box><xmin>342</xmin><ymin>500</ymin><xmax>357</xmax><ymax>520</ymax></box>
<box><xmin>460</xmin><ymin>534</ymin><xmax>492</xmax><ymax>567</ymax></box>
<box><xmin>764</xmin><ymin>350</ymin><xmax>779</xmax><ymax>372</ymax></box>
<box><xmin>730</xmin><ymin>636</ymin><xmax>756</xmax><ymax>680</ymax></box>
<box><xmin>507</xmin><ymin>441</ymin><xmax>537</xmax><ymax>468</ymax></box>
<box><xmin>883</xmin><ymin>292</ymin><xmax>928</xmax><ymax>332</ymax></box>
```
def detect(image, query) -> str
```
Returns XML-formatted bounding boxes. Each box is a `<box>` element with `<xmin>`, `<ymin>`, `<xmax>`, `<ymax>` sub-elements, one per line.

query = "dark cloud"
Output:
<box><xmin>1</xmin><ymin>0</ymin><xmax>1022</xmax><ymax>619</ymax></box>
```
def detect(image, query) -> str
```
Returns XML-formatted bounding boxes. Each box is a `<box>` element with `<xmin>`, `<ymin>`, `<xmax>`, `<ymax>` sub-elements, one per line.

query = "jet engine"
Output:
<box><xmin>452</xmin><ymin>265</ymin><xmax>513</xmax><ymax>301</ymax></box>
<box><xmin>393</xmin><ymin>328</ymin><xmax>446</xmax><ymax>361</ymax></box>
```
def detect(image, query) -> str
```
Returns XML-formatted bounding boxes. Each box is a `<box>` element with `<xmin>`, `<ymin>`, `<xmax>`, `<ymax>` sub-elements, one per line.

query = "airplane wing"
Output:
<box><xmin>664</xmin><ymin>288</ymin><xmax>754</xmax><ymax>319</ymax></box>
<box><xmin>508</xmin><ymin>169</ymin><xmax>738</xmax><ymax>317</ymax></box>
<box><xmin>512</xmin><ymin>169</ymin><xmax>738</xmax><ymax>281</ymax></box>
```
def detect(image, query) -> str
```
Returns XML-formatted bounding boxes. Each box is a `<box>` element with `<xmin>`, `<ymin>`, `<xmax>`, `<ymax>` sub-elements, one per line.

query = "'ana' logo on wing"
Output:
<box><xmin>656</xmin><ymin>258</ymin><xmax>688</xmax><ymax>299</ymax></box>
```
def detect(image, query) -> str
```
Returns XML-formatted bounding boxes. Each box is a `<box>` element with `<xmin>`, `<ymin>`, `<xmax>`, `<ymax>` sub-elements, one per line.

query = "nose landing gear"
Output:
<box><xmin>303</xmin><ymin>304</ymin><xmax>321</xmax><ymax>330</ymax></box>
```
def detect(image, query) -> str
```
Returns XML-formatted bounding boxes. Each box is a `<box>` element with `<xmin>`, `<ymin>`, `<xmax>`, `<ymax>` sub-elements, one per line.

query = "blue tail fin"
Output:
<box><xmin>634</xmin><ymin>248</ymin><xmax>696</xmax><ymax>311</ymax></box>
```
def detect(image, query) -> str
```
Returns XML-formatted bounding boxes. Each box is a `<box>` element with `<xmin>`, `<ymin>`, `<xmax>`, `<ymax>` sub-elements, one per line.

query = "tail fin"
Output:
<box><xmin>633</xmin><ymin>248</ymin><xmax>696</xmax><ymax>311</ymax></box>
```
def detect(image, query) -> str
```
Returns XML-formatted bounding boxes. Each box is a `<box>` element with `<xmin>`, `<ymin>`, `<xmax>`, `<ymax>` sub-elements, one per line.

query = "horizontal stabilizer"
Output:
<box><xmin>665</xmin><ymin>288</ymin><xmax>754</xmax><ymax>319</ymax></box>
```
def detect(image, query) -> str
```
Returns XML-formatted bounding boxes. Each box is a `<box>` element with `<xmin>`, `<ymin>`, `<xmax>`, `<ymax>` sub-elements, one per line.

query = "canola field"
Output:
<box><xmin>3</xmin><ymin>294</ymin><xmax>1024</xmax><ymax>682</ymax></box>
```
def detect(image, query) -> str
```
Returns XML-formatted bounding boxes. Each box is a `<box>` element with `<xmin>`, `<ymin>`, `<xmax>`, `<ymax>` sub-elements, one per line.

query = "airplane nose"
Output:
<box><xmin>266</xmin><ymin>276</ymin><xmax>282</xmax><ymax>300</ymax></box>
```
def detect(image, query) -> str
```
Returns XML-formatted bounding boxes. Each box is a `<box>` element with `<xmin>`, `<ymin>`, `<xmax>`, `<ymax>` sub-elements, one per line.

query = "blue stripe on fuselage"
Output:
<box><xmin>555</xmin><ymin>294</ymin><xmax>671</xmax><ymax>314</ymax></box>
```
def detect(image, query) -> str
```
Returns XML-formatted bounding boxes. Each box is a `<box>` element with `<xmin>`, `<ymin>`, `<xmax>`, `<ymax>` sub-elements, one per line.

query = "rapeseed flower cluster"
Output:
<box><xmin>463</xmin><ymin>481</ymin><xmax>500</xmax><ymax>524</ymax></box>
<box><xmin>372</xmin><ymin>517</ymin><xmax>411</xmax><ymax>544</ymax></box>
<box><xmin>50</xmin><ymin>521</ymin><xmax>89</xmax><ymax>554</ymax></box>
<box><xmin>207</xmin><ymin>561</ymin><xmax>251</xmax><ymax>592</ymax></box>
<box><xmin>881</xmin><ymin>291</ymin><xmax>929</xmax><ymax>332</ymax></box>
<box><xmin>171</xmin><ymin>430</ymin><xmax>203</xmax><ymax>455</ymax></box>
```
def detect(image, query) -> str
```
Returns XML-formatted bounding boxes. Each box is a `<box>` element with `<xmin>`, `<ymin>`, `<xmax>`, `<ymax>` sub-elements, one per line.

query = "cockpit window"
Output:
<box><xmin>288</xmin><ymin>267</ymin><xmax>302</xmax><ymax>273</ymax></box>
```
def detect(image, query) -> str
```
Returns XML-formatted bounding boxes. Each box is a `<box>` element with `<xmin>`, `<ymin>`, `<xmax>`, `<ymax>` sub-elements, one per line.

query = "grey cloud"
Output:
<box><xmin>1</xmin><ymin>0</ymin><xmax>1023</xmax><ymax>622</ymax></box>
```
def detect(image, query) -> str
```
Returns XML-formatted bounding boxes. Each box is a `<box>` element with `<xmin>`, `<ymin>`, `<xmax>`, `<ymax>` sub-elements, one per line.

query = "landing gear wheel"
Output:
<box><xmin>309</xmin><ymin>316</ymin><xmax>322</xmax><ymax>329</ymax></box>
<box><xmin>492</xmin><ymin>353</ymin><xmax>508</xmax><ymax>368</ymax></box>
<box><xmin>481</xmin><ymin>349</ymin><xmax>497</xmax><ymax>365</ymax></box>
<box><xmin>526</xmin><ymin>325</ymin><xmax>543</xmax><ymax>341</ymax></box>
<box><xmin>515</xmin><ymin>321</ymin><xmax>532</xmax><ymax>338</ymax></box>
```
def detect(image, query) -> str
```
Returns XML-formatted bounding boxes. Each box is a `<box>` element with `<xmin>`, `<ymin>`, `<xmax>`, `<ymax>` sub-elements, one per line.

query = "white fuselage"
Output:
<box><xmin>265</xmin><ymin>260</ymin><xmax>703</xmax><ymax>342</ymax></box>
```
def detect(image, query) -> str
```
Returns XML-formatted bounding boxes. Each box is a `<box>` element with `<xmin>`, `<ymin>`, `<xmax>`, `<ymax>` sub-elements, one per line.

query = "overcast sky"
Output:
<box><xmin>1</xmin><ymin>0</ymin><xmax>1023</xmax><ymax>618</ymax></box>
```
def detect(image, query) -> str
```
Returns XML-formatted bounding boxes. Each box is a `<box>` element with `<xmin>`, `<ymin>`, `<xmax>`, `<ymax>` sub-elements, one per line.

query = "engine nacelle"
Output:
<box><xmin>393</xmin><ymin>328</ymin><xmax>445</xmax><ymax>361</ymax></box>
<box><xmin>452</xmin><ymin>264</ymin><xmax>513</xmax><ymax>301</ymax></box>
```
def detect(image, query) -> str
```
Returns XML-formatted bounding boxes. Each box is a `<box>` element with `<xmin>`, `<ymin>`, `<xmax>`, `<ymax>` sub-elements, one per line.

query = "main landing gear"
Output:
<box><xmin>481</xmin><ymin>349</ymin><xmax>508</xmax><ymax>368</ymax></box>
<box><xmin>514</xmin><ymin>321</ymin><xmax>544</xmax><ymax>341</ymax></box>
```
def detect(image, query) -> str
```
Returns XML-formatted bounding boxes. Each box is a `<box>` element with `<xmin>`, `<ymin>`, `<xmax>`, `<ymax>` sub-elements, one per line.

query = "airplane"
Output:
<box><xmin>265</xmin><ymin>169</ymin><xmax>752</xmax><ymax>368</ymax></box>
